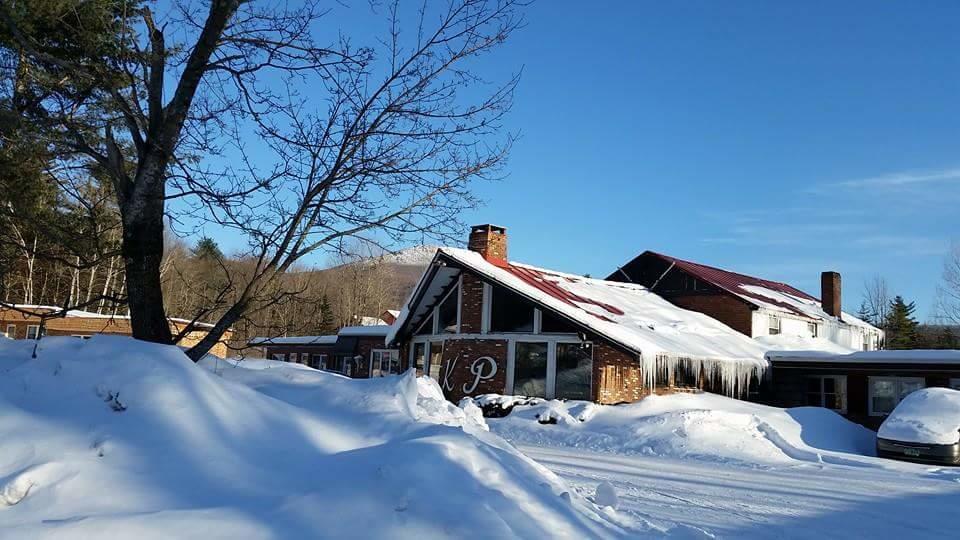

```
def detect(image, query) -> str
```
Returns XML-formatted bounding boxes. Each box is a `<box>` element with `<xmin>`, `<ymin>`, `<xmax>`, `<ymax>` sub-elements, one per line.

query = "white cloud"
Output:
<box><xmin>830</xmin><ymin>167</ymin><xmax>960</xmax><ymax>189</ymax></box>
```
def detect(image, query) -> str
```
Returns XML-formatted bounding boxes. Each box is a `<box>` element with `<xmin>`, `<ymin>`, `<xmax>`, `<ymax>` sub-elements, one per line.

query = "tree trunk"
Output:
<box><xmin>121</xmin><ymin>182</ymin><xmax>172</xmax><ymax>344</ymax></box>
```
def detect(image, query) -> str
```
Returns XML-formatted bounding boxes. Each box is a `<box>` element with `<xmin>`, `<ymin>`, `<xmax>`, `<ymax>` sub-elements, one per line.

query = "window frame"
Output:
<box><xmin>868</xmin><ymin>376</ymin><xmax>925</xmax><ymax>416</ymax></box>
<box><xmin>507</xmin><ymin>339</ymin><xmax>593</xmax><ymax>400</ymax></box>
<box><xmin>370</xmin><ymin>349</ymin><xmax>401</xmax><ymax>377</ymax></box>
<box><xmin>768</xmin><ymin>315</ymin><xmax>781</xmax><ymax>336</ymax></box>
<box><xmin>805</xmin><ymin>375</ymin><xmax>847</xmax><ymax>413</ymax></box>
<box><xmin>25</xmin><ymin>324</ymin><xmax>40</xmax><ymax>340</ymax></box>
<box><xmin>5</xmin><ymin>324</ymin><xmax>16</xmax><ymax>338</ymax></box>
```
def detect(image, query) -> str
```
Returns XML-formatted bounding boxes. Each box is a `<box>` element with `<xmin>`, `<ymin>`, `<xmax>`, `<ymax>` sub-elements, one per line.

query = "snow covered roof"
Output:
<box><xmin>0</xmin><ymin>304</ymin><xmax>218</xmax><ymax>329</ymax></box>
<box><xmin>767</xmin><ymin>349</ymin><xmax>960</xmax><ymax>364</ymax></box>
<box><xmin>337</xmin><ymin>325</ymin><xmax>393</xmax><ymax>337</ymax></box>
<box><xmin>390</xmin><ymin>248</ymin><xmax>767</xmax><ymax>369</ymax></box>
<box><xmin>248</xmin><ymin>335</ymin><xmax>338</xmax><ymax>346</ymax></box>
<box><xmin>633</xmin><ymin>252</ymin><xmax>879</xmax><ymax>331</ymax></box>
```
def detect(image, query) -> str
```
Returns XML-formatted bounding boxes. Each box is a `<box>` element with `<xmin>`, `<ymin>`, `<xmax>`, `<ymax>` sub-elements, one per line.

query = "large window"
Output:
<box><xmin>412</xmin><ymin>342</ymin><xmax>426</xmax><ymax>376</ymax></box>
<box><xmin>555</xmin><ymin>343</ymin><xmax>592</xmax><ymax>400</ymax></box>
<box><xmin>26</xmin><ymin>325</ymin><xmax>40</xmax><ymax>340</ymax></box>
<box><xmin>371</xmin><ymin>349</ymin><xmax>401</xmax><ymax>377</ymax></box>
<box><xmin>868</xmin><ymin>376</ymin><xmax>924</xmax><ymax>416</ymax></box>
<box><xmin>271</xmin><ymin>353</ymin><xmax>287</xmax><ymax>362</ymax></box>
<box><xmin>437</xmin><ymin>286</ymin><xmax>459</xmax><ymax>333</ymax></box>
<box><xmin>513</xmin><ymin>342</ymin><xmax>548</xmax><ymax>398</ymax></box>
<box><xmin>541</xmin><ymin>310</ymin><xmax>578</xmax><ymax>334</ymax></box>
<box><xmin>490</xmin><ymin>286</ymin><xmax>535</xmax><ymax>333</ymax></box>
<box><xmin>806</xmin><ymin>375</ymin><xmax>846</xmax><ymax>413</ymax></box>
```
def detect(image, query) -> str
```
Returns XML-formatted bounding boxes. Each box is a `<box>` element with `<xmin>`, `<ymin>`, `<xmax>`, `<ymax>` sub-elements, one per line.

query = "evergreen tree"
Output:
<box><xmin>319</xmin><ymin>294</ymin><xmax>336</xmax><ymax>335</ymax></box>
<box><xmin>856</xmin><ymin>300</ymin><xmax>875</xmax><ymax>325</ymax></box>
<box><xmin>883</xmin><ymin>296</ymin><xmax>920</xmax><ymax>349</ymax></box>
<box><xmin>191</xmin><ymin>237</ymin><xmax>224</xmax><ymax>261</ymax></box>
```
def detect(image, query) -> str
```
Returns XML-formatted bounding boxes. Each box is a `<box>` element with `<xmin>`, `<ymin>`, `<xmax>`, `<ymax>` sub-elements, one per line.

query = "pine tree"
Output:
<box><xmin>191</xmin><ymin>237</ymin><xmax>224</xmax><ymax>261</ymax></box>
<box><xmin>883</xmin><ymin>296</ymin><xmax>920</xmax><ymax>349</ymax></box>
<box><xmin>856</xmin><ymin>300</ymin><xmax>875</xmax><ymax>326</ymax></box>
<box><xmin>319</xmin><ymin>294</ymin><xmax>336</xmax><ymax>335</ymax></box>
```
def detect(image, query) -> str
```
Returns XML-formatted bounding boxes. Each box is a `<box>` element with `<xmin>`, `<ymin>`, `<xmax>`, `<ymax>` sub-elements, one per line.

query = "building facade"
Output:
<box><xmin>388</xmin><ymin>225</ymin><xmax>768</xmax><ymax>405</ymax></box>
<box><xmin>767</xmin><ymin>350</ymin><xmax>960</xmax><ymax>429</ymax></box>
<box><xmin>0</xmin><ymin>305</ymin><xmax>232</xmax><ymax>357</ymax></box>
<box><xmin>250</xmin><ymin>326</ymin><xmax>400</xmax><ymax>378</ymax></box>
<box><xmin>607</xmin><ymin>251</ymin><xmax>884</xmax><ymax>351</ymax></box>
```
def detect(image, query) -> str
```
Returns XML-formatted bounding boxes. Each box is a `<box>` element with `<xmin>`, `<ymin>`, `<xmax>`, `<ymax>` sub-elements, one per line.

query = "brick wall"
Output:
<box><xmin>459</xmin><ymin>272</ymin><xmax>485</xmax><ymax>333</ymax></box>
<box><xmin>438</xmin><ymin>338</ymin><xmax>508</xmax><ymax>402</ymax></box>
<box><xmin>593</xmin><ymin>342</ymin><xmax>645</xmax><ymax>404</ymax></box>
<box><xmin>666</xmin><ymin>294</ymin><xmax>754</xmax><ymax>336</ymax></box>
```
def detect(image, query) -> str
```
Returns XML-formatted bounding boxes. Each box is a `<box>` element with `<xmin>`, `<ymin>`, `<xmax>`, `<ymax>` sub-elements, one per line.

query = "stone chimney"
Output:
<box><xmin>468</xmin><ymin>224</ymin><xmax>507</xmax><ymax>262</ymax></box>
<box><xmin>821</xmin><ymin>271</ymin><xmax>841</xmax><ymax>318</ymax></box>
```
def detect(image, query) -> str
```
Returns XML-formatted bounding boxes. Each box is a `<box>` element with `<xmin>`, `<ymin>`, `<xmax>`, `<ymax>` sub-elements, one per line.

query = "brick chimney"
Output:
<box><xmin>468</xmin><ymin>224</ymin><xmax>507</xmax><ymax>263</ymax></box>
<box><xmin>821</xmin><ymin>271</ymin><xmax>841</xmax><ymax>318</ymax></box>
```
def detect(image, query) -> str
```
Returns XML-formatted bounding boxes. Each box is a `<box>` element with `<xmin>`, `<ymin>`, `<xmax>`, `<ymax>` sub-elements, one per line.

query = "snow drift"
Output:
<box><xmin>481</xmin><ymin>392</ymin><xmax>878</xmax><ymax>467</ymax></box>
<box><xmin>878</xmin><ymin>387</ymin><xmax>960</xmax><ymax>445</ymax></box>
<box><xmin>0</xmin><ymin>336</ymin><xmax>618</xmax><ymax>539</ymax></box>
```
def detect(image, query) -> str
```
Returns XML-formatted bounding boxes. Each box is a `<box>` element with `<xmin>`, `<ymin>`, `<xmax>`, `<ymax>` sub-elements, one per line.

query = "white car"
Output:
<box><xmin>877</xmin><ymin>387</ymin><xmax>960</xmax><ymax>465</ymax></box>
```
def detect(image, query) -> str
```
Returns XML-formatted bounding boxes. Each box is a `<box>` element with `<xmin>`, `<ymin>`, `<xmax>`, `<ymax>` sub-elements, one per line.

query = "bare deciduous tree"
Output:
<box><xmin>2</xmin><ymin>0</ymin><xmax>524</xmax><ymax>359</ymax></box>
<box><xmin>862</xmin><ymin>274</ymin><xmax>891</xmax><ymax>327</ymax></box>
<box><xmin>935</xmin><ymin>242</ymin><xmax>960</xmax><ymax>325</ymax></box>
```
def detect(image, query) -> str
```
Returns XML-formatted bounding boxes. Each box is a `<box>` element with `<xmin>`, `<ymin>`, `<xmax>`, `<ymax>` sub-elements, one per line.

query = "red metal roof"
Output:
<box><xmin>501</xmin><ymin>264</ymin><xmax>624</xmax><ymax>322</ymax></box>
<box><xmin>645</xmin><ymin>251</ymin><xmax>820</xmax><ymax>317</ymax></box>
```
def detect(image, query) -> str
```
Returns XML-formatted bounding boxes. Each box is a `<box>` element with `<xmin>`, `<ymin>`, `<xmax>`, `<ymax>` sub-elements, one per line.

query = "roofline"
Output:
<box><xmin>628</xmin><ymin>251</ymin><xmax>763</xmax><ymax>310</ymax></box>
<box><xmin>393</xmin><ymin>249</ymin><xmax>646</xmax><ymax>357</ymax></box>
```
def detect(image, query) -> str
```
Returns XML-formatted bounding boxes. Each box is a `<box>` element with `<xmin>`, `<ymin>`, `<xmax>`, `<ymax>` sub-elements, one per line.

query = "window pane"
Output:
<box><xmin>414</xmin><ymin>315</ymin><xmax>433</xmax><ymax>335</ymax></box>
<box><xmin>806</xmin><ymin>378</ymin><xmax>821</xmax><ymax>393</ymax></box>
<box><xmin>871</xmin><ymin>379</ymin><xmax>896</xmax><ymax>414</ymax></box>
<box><xmin>513</xmin><ymin>342</ymin><xmax>547</xmax><ymax>398</ymax></box>
<box><xmin>438</xmin><ymin>287</ymin><xmax>459</xmax><ymax>333</ymax></box>
<box><xmin>823</xmin><ymin>393</ymin><xmax>839</xmax><ymax>410</ymax></box>
<box><xmin>899</xmin><ymin>379</ymin><xmax>924</xmax><ymax>399</ymax></box>
<box><xmin>541</xmin><ymin>310</ymin><xmax>578</xmax><ymax>334</ymax></box>
<box><xmin>490</xmin><ymin>286</ymin><xmax>535</xmax><ymax>333</ymax></box>
<box><xmin>413</xmin><ymin>343</ymin><xmax>426</xmax><ymax>376</ymax></box>
<box><xmin>806</xmin><ymin>392</ymin><xmax>823</xmax><ymax>407</ymax></box>
<box><xmin>556</xmin><ymin>343</ymin><xmax>592</xmax><ymax>400</ymax></box>
<box><xmin>428</xmin><ymin>342</ymin><xmax>443</xmax><ymax>381</ymax></box>
<box><xmin>822</xmin><ymin>377</ymin><xmax>835</xmax><ymax>393</ymax></box>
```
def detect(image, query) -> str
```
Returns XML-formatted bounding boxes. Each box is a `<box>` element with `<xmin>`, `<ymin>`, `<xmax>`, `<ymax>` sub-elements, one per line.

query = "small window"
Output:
<box><xmin>371</xmin><ymin>349</ymin><xmax>401</xmax><ymax>377</ymax></box>
<box><xmin>868</xmin><ymin>376</ymin><xmax>924</xmax><ymax>416</ymax></box>
<box><xmin>413</xmin><ymin>342</ymin><xmax>426</xmax><ymax>376</ymax></box>
<box><xmin>540</xmin><ymin>310</ymin><xmax>578</xmax><ymax>334</ymax></box>
<box><xmin>490</xmin><ymin>286</ymin><xmax>535</xmax><ymax>333</ymax></box>
<box><xmin>805</xmin><ymin>375</ymin><xmax>846</xmax><ymax>413</ymax></box>
<box><xmin>437</xmin><ymin>286</ymin><xmax>459</xmax><ymax>334</ymax></box>
<box><xmin>311</xmin><ymin>354</ymin><xmax>327</xmax><ymax>369</ymax></box>
<box><xmin>807</xmin><ymin>322</ymin><xmax>818</xmax><ymax>338</ymax></box>
<box><xmin>5</xmin><ymin>324</ymin><xmax>16</xmax><ymax>339</ymax></box>
<box><xmin>768</xmin><ymin>315</ymin><xmax>780</xmax><ymax>336</ymax></box>
<box><xmin>26</xmin><ymin>325</ymin><xmax>40</xmax><ymax>340</ymax></box>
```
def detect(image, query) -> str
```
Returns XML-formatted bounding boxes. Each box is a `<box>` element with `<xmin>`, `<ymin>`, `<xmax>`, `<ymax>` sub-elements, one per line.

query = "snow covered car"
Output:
<box><xmin>876</xmin><ymin>387</ymin><xmax>960</xmax><ymax>465</ymax></box>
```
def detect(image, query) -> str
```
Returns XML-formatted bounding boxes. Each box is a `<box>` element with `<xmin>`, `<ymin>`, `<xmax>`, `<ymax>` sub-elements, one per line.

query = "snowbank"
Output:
<box><xmin>0</xmin><ymin>336</ymin><xmax>619</xmax><ymax>538</ymax></box>
<box><xmin>481</xmin><ymin>392</ymin><xmax>878</xmax><ymax>467</ymax></box>
<box><xmin>878</xmin><ymin>388</ymin><xmax>960</xmax><ymax>445</ymax></box>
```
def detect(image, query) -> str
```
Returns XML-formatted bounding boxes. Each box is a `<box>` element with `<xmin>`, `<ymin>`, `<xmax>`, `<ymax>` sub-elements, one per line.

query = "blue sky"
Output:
<box><xmin>194</xmin><ymin>1</ymin><xmax>958</xmax><ymax>319</ymax></box>
<box><xmin>451</xmin><ymin>1</ymin><xmax>959</xmax><ymax>319</ymax></box>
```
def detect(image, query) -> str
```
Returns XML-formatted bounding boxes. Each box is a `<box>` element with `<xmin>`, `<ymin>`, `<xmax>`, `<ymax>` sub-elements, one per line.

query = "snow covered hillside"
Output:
<box><xmin>0</xmin><ymin>337</ymin><xmax>619</xmax><ymax>539</ymax></box>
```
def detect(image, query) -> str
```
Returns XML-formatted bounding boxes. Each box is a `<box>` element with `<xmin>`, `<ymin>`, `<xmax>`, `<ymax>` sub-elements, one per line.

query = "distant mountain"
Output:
<box><xmin>381</xmin><ymin>245</ymin><xmax>441</xmax><ymax>267</ymax></box>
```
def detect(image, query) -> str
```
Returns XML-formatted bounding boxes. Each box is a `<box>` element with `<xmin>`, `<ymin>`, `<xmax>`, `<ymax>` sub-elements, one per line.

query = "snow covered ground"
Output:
<box><xmin>0</xmin><ymin>337</ymin><xmax>619</xmax><ymax>539</ymax></box>
<box><xmin>485</xmin><ymin>394</ymin><xmax>960</xmax><ymax>538</ymax></box>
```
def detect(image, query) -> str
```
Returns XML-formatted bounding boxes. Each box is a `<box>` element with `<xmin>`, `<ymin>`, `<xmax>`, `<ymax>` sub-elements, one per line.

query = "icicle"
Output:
<box><xmin>639</xmin><ymin>351</ymin><xmax>767</xmax><ymax>400</ymax></box>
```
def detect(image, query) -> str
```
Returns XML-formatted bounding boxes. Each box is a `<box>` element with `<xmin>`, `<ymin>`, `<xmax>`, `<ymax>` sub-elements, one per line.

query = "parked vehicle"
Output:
<box><xmin>877</xmin><ymin>387</ymin><xmax>960</xmax><ymax>465</ymax></box>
